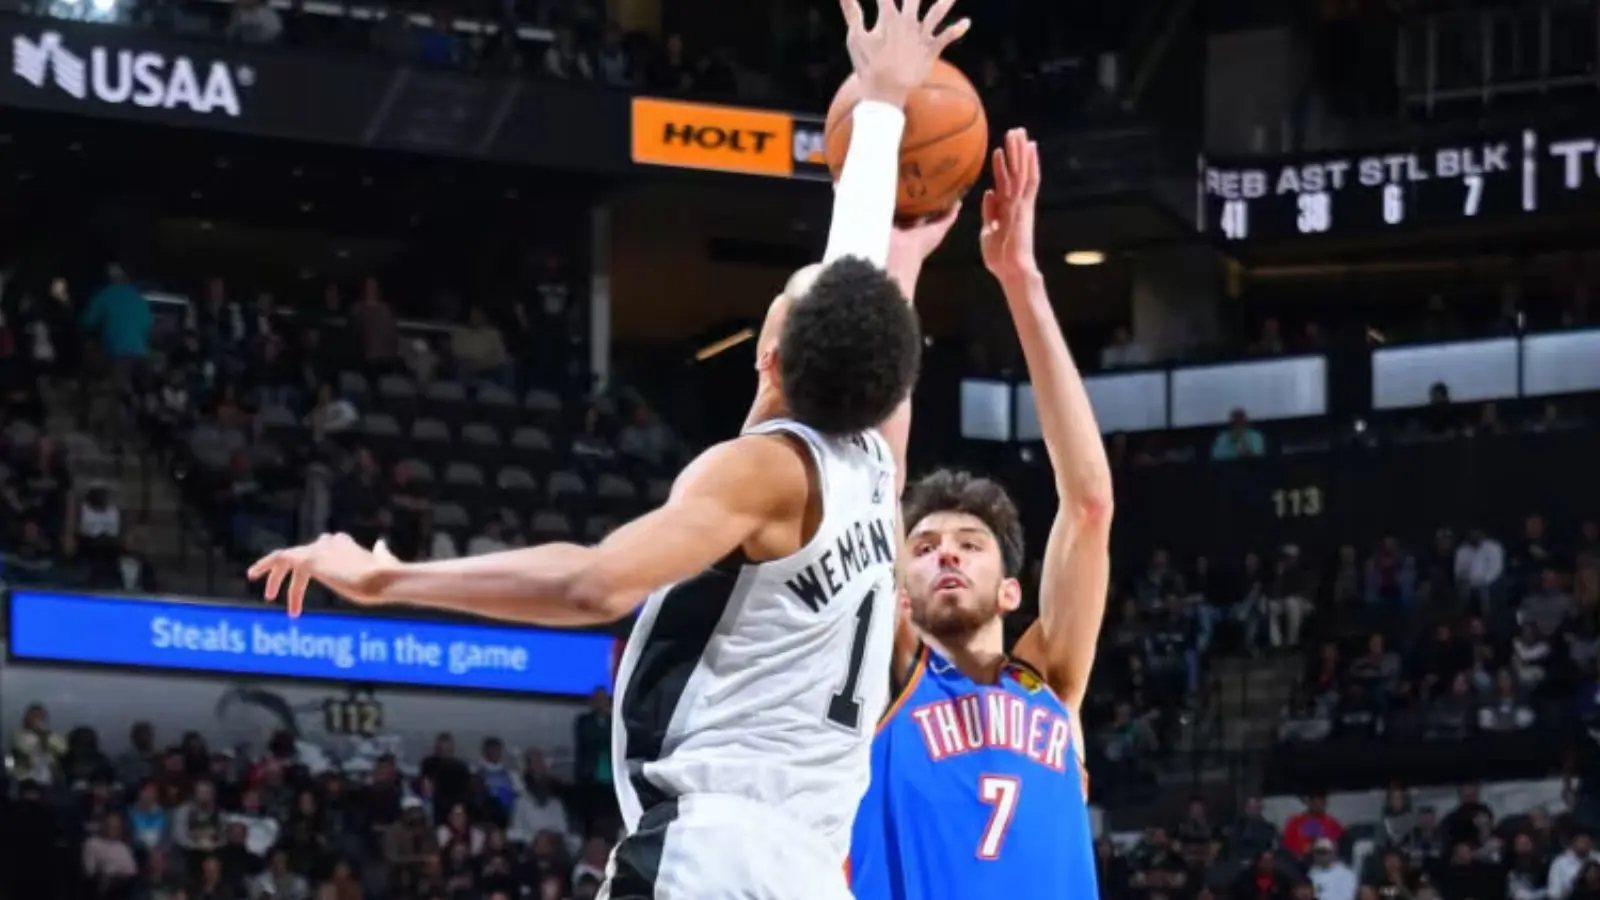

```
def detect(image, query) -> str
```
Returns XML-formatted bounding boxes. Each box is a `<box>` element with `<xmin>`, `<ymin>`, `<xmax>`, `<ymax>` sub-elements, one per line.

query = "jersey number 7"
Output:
<box><xmin>977</xmin><ymin>775</ymin><xmax>1021</xmax><ymax>859</ymax></box>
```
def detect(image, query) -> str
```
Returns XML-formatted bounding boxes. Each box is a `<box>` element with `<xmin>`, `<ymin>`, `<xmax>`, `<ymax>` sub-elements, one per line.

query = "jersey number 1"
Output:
<box><xmin>826</xmin><ymin>590</ymin><xmax>876</xmax><ymax>731</ymax></box>
<box><xmin>978</xmin><ymin>775</ymin><xmax>1021</xmax><ymax>859</ymax></box>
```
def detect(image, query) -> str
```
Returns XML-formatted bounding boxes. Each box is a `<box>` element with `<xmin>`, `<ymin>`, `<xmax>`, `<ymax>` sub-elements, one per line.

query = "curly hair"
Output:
<box><xmin>777</xmin><ymin>256</ymin><xmax>920</xmax><ymax>436</ymax></box>
<box><xmin>902</xmin><ymin>469</ymin><xmax>1025</xmax><ymax>578</ymax></box>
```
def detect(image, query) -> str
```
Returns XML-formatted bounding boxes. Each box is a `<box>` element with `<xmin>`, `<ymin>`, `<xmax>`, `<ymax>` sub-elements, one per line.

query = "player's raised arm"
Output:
<box><xmin>248</xmin><ymin>434</ymin><xmax>810</xmax><ymax>626</ymax></box>
<box><xmin>984</xmin><ymin>128</ymin><xmax>1114</xmax><ymax>712</ymax></box>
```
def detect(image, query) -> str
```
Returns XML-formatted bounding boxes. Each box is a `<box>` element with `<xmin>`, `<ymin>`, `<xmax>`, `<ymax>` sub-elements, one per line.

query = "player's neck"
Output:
<box><xmin>742</xmin><ymin>381</ymin><xmax>788</xmax><ymax>431</ymax></box>
<box><xmin>925</xmin><ymin>621</ymin><xmax>1008</xmax><ymax>685</ymax></box>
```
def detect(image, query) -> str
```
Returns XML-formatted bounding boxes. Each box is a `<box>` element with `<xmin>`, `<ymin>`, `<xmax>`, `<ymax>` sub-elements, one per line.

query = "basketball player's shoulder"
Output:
<box><xmin>673</xmin><ymin>431</ymin><xmax>813</xmax><ymax>510</ymax></box>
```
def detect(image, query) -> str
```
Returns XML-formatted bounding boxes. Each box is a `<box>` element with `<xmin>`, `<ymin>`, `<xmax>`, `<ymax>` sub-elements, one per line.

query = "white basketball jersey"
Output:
<box><xmin>610</xmin><ymin>419</ymin><xmax>899</xmax><ymax>858</ymax></box>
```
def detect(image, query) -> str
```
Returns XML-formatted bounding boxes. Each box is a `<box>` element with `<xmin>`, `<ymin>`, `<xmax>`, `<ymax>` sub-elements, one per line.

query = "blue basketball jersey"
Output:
<box><xmin>848</xmin><ymin>646</ymin><xmax>1097</xmax><ymax>900</ymax></box>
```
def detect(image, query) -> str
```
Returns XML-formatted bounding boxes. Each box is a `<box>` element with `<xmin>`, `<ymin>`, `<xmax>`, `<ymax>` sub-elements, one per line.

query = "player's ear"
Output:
<box><xmin>998</xmin><ymin>577</ymin><xmax>1023</xmax><ymax>614</ymax></box>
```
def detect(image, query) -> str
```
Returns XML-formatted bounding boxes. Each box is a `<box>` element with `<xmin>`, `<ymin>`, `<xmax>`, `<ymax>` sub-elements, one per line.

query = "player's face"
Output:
<box><xmin>903</xmin><ymin>511</ymin><xmax>1018</xmax><ymax>639</ymax></box>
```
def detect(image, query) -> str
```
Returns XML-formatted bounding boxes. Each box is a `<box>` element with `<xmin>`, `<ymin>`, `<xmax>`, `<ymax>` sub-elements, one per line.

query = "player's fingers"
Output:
<box><xmin>931</xmin><ymin>17</ymin><xmax>970</xmax><ymax>52</ymax></box>
<box><xmin>1024</xmin><ymin>140</ymin><xmax>1042</xmax><ymax>197</ymax></box>
<box><xmin>838</xmin><ymin>0</ymin><xmax>865</xmax><ymax>34</ymax></box>
<box><xmin>373</xmin><ymin>538</ymin><xmax>397</xmax><ymax>563</ymax></box>
<box><xmin>287</xmin><ymin>561</ymin><xmax>312</xmax><ymax>619</ymax></box>
<box><xmin>246</xmin><ymin>551</ymin><xmax>278</xmax><ymax>582</ymax></box>
<box><xmin>991</xmin><ymin>146</ymin><xmax>1011</xmax><ymax>197</ymax></box>
<box><xmin>1006</xmin><ymin>128</ymin><xmax>1027</xmax><ymax>184</ymax></box>
<box><xmin>262</xmin><ymin>550</ymin><xmax>297</xmax><ymax>601</ymax></box>
<box><xmin>922</xmin><ymin>0</ymin><xmax>958</xmax><ymax>37</ymax></box>
<box><xmin>981</xmin><ymin>189</ymin><xmax>997</xmax><ymax>227</ymax></box>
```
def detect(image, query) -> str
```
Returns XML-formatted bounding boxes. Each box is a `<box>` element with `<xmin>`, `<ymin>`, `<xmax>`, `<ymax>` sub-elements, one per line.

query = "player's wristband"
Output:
<box><xmin>822</xmin><ymin>100</ymin><xmax>906</xmax><ymax>269</ymax></box>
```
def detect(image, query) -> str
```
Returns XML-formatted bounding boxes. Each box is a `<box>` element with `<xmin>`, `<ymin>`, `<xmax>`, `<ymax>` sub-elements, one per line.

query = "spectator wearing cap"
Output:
<box><xmin>1282</xmin><ymin>792</ymin><xmax>1345</xmax><ymax>859</ymax></box>
<box><xmin>1308</xmin><ymin>837</ymin><xmax>1355</xmax><ymax>900</ymax></box>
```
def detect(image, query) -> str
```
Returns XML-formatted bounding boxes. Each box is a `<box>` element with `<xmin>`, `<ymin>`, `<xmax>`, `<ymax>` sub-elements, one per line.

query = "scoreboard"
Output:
<box><xmin>1201</xmin><ymin>127</ymin><xmax>1600</xmax><ymax>242</ymax></box>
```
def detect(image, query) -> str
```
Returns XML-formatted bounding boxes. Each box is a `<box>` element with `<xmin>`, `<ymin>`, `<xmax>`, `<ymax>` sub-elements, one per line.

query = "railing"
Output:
<box><xmin>1398</xmin><ymin>0</ymin><xmax>1600</xmax><ymax>112</ymax></box>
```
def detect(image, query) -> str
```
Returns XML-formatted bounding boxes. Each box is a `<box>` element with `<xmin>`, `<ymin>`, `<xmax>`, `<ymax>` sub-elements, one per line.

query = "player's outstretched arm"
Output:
<box><xmin>982</xmin><ymin>128</ymin><xmax>1114</xmax><ymax>713</ymax></box>
<box><xmin>248</xmin><ymin>436</ymin><xmax>808</xmax><ymax>626</ymax></box>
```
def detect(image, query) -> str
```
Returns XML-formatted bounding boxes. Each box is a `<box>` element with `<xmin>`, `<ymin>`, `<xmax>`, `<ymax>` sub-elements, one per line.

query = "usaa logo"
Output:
<box><xmin>1010</xmin><ymin>663</ymin><xmax>1047</xmax><ymax>694</ymax></box>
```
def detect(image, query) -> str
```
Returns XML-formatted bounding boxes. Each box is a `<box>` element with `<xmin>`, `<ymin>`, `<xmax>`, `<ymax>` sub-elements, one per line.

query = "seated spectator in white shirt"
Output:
<box><xmin>1099</xmin><ymin>325</ymin><xmax>1150</xmax><ymax>369</ymax></box>
<box><xmin>1454</xmin><ymin>528</ymin><xmax>1504</xmax><ymax>607</ymax></box>
<box><xmin>83</xmin><ymin>812</ymin><xmax>140</xmax><ymax>889</ymax></box>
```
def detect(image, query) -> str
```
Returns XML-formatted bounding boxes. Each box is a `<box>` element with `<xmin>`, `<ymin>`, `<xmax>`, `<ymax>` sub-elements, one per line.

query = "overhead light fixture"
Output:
<box><xmin>1064</xmin><ymin>250</ymin><xmax>1105</xmax><ymax>266</ymax></box>
<box><xmin>695</xmin><ymin>328</ymin><xmax>755</xmax><ymax>362</ymax></box>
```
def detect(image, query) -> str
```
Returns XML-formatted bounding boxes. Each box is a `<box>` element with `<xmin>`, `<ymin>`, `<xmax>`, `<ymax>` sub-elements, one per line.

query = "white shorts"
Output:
<box><xmin>600</xmin><ymin>793</ymin><xmax>850</xmax><ymax>900</ymax></box>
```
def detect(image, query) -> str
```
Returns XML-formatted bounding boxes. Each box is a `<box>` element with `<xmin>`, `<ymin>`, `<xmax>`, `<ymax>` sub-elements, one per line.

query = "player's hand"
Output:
<box><xmin>841</xmin><ymin>0</ymin><xmax>970</xmax><ymax>108</ymax></box>
<box><xmin>889</xmin><ymin>201</ymin><xmax>961</xmax><ymax>265</ymax></box>
<box><xmin>979</xmin><ymin>128</ymin><xmax>1042</xmax><ymax>284</ymax></box>
<box><xmin>247</xmin><ymin>533</ymin><xmax>399</xmax><ymax>618</ymax></box>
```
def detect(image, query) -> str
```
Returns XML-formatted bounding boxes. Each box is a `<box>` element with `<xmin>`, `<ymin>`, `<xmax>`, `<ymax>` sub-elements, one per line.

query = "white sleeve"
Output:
<box><xmin>821</xmin><ymin>100</ymin><xmax>906</xmax><ymax>268</ymax></box>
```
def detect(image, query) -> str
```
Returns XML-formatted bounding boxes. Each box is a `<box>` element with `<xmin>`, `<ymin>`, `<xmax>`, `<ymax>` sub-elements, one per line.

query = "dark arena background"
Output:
<box><xmin>1</xmin><ymin>0</ymin><xmax>1599</xmax><ymax>897</ymax></box>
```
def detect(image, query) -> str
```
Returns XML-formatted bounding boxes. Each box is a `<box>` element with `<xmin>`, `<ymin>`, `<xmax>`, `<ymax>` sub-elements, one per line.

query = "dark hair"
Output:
<box><xmin>902</xmin><ymin>470</ymin><xmax>1024</xmax><ymax>577</ymax></box>
<box><xmin>778</xmin><ymin>256</ymin><xmax>920</xmax><ymax>436</ymax></box>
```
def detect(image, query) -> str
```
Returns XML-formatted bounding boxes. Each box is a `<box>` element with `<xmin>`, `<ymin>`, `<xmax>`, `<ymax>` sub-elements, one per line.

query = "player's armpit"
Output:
<box><xmin>370</xmin><ymin>435</ymin><xmax>809</xmax><ymax>626</ymax></box>
<box><xmin>1010</xmin><ymin>505</ymin><xmax>1112</xmax><ymax>710</ymax></box>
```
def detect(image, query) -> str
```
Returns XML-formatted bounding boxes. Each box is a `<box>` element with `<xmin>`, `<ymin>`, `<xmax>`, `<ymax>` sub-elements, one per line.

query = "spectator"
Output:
<box><xmin>1100</xmin><ymin>324</ymin><xmax>1150</xmax><ymax>369</ymax></box>
<box><xmin>450</xmin><ymin>308</ymin><xmax>514</xmax><ymax>389</ymax></box>
<box><xmin>82</xmin><ymin>263</ymin><xmax>153</xmax><ymax>393</ymax></box>
<box><xmin>466</xmin><ymin>517</ymin><xmax>511</xmax><ymax>556</ymax></box>
<box><xmin>1514</xmin><ymin>621</ymin><xmax>1554</xmax><ymax>689</ymax></box>
<box><xmin>1282</xmin><ymin>792</ymin><xmax>1345</xmax><ymax>858</ymax></box>
<box><xmin>1424</xmin><ymin>673</ymin><xmax>1477</xmax><ymax>741</ymax></box>
<box><xmin>1525</xmin><ymin>569</ymin><xmax>1576</xmax><ymax>638</ymax></box>
<box><xmin>1366</xmin><ymin>536</ymin><xmax>1416</xmax><ymax>608</ymax></box>
<box><xmin>595</xmin><ymin>24</ymin><xmax>633</xmax><ymax>85</ymax></box>
<box><xmin>1224</xmin><ymin>796</ymin><xmax>1280</xmax><ymax>862</ymax></box>
<box><xmin>1211</xmin><ymin>408</ymin><xmax>1266</xmax><ymax>461</ymax></box>
<box><xmin>1308</xmin><ymin>838</ymin><xmax>1356</xmax><ymax>900</ymax></box>
<box><xmin>316</xmin><ymin>860</ymin><xmax>362</xmax><ymax>900</ymax></box>
<box><xmin>1478</xmin><ymin>669</ymin><xmax>1536</xmax><ymax>732</ymax></box>
<box><xmin>12</xmin><ymin>702</ymin><xmax>66</xmax><ymax>785</ymax></box>
<box><xmin>172</xmin><ymin>779</ymin><xmax>224</xmax><ymax>864</ymax></box>
<box><xmin>1267</xmin><ymin>547</ymin><xmax>1314</xmax><ymax>649</ymax></box>
<box><xmin>572</xmin><ymin>688</ymin><xmax>614</xmax><ymax>836</ymax></box>
<box><xmin>128</xmin><ymin>780</ymin><xmax>170</xmax><ymax>851</ymax></box>
<box><xmin>436</xmin><ymin>803</ymin><xmax>485</xmax><ymax>856</ymax></box>
<box><xmin>249</xmin><ymin>847</ymin><xmax>309</xmax><ymax>900</ymax></box>
<box><xmin>83</xmin><ymin>811</ymin><xmax>140</xmax><ymax>896</ymax></box>
<box><xmin>1454</xmin><ymin>527</ymin><xmax>1505</xmax><ymax>613</ymax></box>
<box><xmin>350</xmin><ymin>278</ymin><xmax>401</xmax><ymax>373</ymax></box>
<box><xmin>617</xmin><ymin>399</ymin><xmax>679</xmax><ymax>473</ymax></box>
<box><xmin>192</xmin><ymin>853</ymin><xmax>233</xmax><ymax>900</ymax></box>
<box><xmin>1552</xmin><ymin>833</ymin><xmax>1600</xmax><ymax>900</ymax></box>
<box><xmin>76</xmin><ymin>482</ymin><xmax>123</xmax><ymax>577</ymax></box>
<box><xmin>1508</xmin><ymin>831</ymin><xmax>1550</xmax><ymax>900</ymax></box>
<box><xmin>382</xmin><ymin>800</ymin><xmax>438</xmax><ymax>884</ymax></box>
<box><xmin>510</xmin><ymin>751</ymin><xmax>569</xmax><ymax>842</ymax></box>
<box><xmin>420</xmin><ymin>734</ymin><xmax>471</xmax><ymax>821</ymax></box>
<box><xmin>544</xmin><ymin>28</ymin><xmax>594</xmax><ymax>79</ymax></box>
<box><xmin>227</xmin><ymin>0</ymin><xmax>283</xmax><ymax>43</ymax></box>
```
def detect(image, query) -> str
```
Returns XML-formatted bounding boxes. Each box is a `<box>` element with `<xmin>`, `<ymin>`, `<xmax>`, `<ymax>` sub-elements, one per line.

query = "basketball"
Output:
<box><xmin>823</xmin><ymin>60</ymin><xmax>989</xmax><ymax>220</ymax></box>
